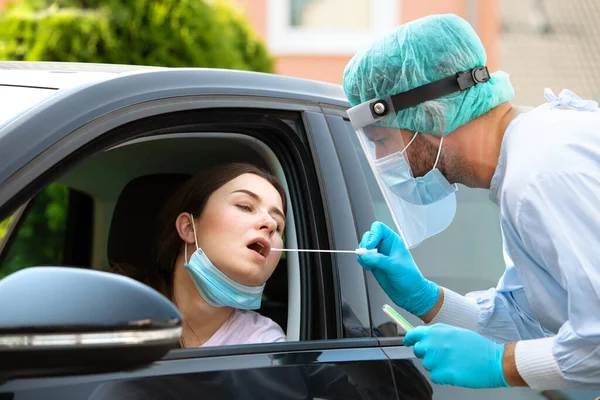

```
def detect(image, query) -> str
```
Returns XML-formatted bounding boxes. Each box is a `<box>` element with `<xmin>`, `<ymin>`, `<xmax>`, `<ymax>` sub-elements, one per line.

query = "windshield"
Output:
<box><xmin>0</xmin><ymin>85</ymin><xmax>58</xmax><ymax>128</ymax></box>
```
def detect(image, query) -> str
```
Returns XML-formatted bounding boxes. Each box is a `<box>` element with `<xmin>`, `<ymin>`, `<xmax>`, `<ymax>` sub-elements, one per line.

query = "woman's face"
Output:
<box><xmin>184</xmin><ymin>173</ymin><xmax>286</xmax><ymax>287</ymax></box>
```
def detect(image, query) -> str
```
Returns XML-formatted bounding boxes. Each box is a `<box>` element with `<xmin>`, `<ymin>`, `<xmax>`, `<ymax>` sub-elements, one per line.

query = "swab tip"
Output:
<box><xmin>355</xmin><ymin>248</ymin><xmax>377</xmax><ymax>255</ymax></box>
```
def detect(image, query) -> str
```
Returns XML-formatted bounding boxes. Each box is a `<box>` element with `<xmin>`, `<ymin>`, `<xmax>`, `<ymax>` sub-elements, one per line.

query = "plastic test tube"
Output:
<box><xmin>382</xmin><ymin>304</ymin><xmax>414</xmax><ymax>333</ymax></box>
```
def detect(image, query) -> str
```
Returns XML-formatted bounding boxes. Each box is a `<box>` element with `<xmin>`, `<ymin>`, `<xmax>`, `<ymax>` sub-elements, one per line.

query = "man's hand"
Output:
<box><xmin>403</xmin><ymin>324</ymin><xmax>509</xmax><ymax>388</ymax></box>
<box><xmin>357</xmin><ymin>222</ymin><xmax>440</xmax><ymax>317</ymax></box>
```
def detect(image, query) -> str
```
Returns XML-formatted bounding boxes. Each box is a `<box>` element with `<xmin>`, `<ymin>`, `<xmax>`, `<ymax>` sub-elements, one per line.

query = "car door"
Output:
<box><xmin>0</xmin><ymin>69</ymin><xmax>431</xmax><ymax>399</ymax></box>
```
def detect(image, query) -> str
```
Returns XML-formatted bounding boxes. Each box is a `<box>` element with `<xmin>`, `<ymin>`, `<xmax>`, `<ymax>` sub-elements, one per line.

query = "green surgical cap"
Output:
<box><xmin>342</xmin><ymin>14</ymin><xmax>514</xmax><ymax>137</ymax></box>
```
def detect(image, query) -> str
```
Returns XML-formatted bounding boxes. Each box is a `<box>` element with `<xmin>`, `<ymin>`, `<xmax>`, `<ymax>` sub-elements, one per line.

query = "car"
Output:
<box><xmin>0</xmin><ymin>61</ymin><xmax>594</xmax><ymax>400</ymax></box>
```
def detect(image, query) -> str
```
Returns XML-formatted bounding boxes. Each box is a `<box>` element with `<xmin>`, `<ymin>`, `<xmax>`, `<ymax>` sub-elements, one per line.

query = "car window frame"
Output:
<box><xmin>304</xmin><ymin>111</ymin><xmax>373</xmax><ymax>339</ymax></box>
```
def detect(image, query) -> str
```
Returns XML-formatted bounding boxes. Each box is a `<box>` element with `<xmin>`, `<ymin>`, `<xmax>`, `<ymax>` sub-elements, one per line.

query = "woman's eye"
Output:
<box><xmin>237</xmin><ymin>204</ymin><xmax>252</xmax><ymax>212</ymax></box>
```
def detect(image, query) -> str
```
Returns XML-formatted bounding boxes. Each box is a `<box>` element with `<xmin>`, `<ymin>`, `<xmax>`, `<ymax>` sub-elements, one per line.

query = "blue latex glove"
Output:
<box><xmin>357</xmin><ymin>221</ymin><xmax>440</xmax><ymax>316</ymax></box>
<box><xmin>403</xmin><ymin>324</ymin><xmax>509</xmax><ymax>388</ymax></box>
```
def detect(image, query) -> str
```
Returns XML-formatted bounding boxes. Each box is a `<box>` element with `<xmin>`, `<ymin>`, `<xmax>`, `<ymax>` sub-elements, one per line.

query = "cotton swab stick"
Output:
<box><xmin>271</xmin><ymin>248</ymin><xmax>377</xmax><ymax>255</ymax></box>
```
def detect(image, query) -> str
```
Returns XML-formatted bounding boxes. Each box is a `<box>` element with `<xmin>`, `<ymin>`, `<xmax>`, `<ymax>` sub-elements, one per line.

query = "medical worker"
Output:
<box><xmin>343</xmin><ymin>14</ymin><xmax>600</xmax><ymax>390</ymax></box>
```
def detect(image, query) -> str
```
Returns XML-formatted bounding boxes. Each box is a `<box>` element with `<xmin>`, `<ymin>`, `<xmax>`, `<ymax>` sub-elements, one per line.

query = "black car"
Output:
<box><xmin>0</xmin><ymin>62</ymin><xmax>587</xmax><ymax>400</ymax></box>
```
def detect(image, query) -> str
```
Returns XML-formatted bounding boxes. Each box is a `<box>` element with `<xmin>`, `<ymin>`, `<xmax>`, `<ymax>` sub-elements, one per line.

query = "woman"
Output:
<box><xmin>113</xmin><ymin>162</ymin><xmax>287</xmax><ymax>348</ymax></box>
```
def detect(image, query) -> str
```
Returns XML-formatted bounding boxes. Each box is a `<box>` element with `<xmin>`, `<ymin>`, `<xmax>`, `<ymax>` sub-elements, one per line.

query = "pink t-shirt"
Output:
<box><xmin>202</xmin><ymin>309</ymin><xmax>286</xmax><ymax>347</ymax></box>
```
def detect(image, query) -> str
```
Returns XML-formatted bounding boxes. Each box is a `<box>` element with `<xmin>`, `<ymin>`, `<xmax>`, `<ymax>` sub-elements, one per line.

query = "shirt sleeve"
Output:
<box><xmin>430</xmin><ymin>287</ymin><xmax>548</xmax><ymax>343</ymax></box>
<box><xmin>430</xmin><ymin>248</ymin><xmax>549</xmax><ymax>343</ymax></box>
<box><xmin>512</xmin><ymin>170</ymin><xmax>600</xmax><ymax>389</ymax></box>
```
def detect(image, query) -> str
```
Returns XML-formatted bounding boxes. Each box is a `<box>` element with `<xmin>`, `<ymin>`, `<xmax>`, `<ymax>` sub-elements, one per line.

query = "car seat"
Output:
<box><xmin>107</xmin><ymin>173</ymin><xmax>288</xmax><ymax>333</ymax></box>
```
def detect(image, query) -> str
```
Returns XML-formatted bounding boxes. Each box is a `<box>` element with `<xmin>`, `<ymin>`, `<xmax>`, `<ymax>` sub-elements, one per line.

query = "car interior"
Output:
<box><xmin>0</xmin><ymin>133</ymin><xmax>301</xmax><ymax>342</ymax></box>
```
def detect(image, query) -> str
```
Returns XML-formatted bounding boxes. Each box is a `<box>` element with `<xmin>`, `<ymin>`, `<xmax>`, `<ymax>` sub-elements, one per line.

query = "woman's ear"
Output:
<box><xmin>175</xmin><ymin>213</ymin><xmax>197</xmax><ymax>244</ymax></box>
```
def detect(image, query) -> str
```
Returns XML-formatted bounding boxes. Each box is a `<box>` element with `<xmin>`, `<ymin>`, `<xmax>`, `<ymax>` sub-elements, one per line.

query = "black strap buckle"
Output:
<box><xmin>371</xmin><ymin>100</ymin><xmax>390</xmax><ymax>117</ymax></box>
<box><xmin>457</xmin><ymin>66</ymin><xmax>490</xmax><ymax>90</ymax></box>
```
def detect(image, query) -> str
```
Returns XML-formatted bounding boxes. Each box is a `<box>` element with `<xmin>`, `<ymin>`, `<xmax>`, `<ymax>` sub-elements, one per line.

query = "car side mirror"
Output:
<box><xmin>0</xmin><ymin>267</ymin><xmax>182</xmax><ymax>382</ymax></box>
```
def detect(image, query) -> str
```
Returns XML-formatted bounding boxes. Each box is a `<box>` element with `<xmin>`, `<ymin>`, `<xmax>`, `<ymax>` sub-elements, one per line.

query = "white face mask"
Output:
<box><xmin>375</xmin><ymin>132</ymin><xmax>457</xmax><ymax>205</ymax></box>
<box><xmin>373</xmin><ymin>132</ymin><xmax>458</xmax><ymax>246</ymax></box>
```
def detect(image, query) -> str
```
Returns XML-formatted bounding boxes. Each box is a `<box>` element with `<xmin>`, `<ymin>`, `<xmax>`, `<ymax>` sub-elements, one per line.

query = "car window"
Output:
<box><xmin>0</xmin><ymin>85</ymin><xmax>57</xmax><ymax>129</ymax></box>
<box><xmin>0</xmin><ymin>183</ymin><xmax>94</xmax><ymax>279</ymax></box>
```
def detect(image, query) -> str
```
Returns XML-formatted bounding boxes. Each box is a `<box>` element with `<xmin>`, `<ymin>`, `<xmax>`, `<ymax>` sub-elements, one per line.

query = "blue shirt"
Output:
<box><xmin>434</xmin><ymin>93</ymin><xmax>600</xmax><ymax>389</ymax></box>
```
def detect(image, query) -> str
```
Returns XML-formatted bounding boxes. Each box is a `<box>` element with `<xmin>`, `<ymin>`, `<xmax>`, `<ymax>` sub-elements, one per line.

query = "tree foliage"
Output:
<box><xmin>0</xmin><ymin>0</ymin><xmax>274</xmax><ymax>72</ymax></box>
<box><xmin>0</xmin><ymin>184</ymin><xmax>68</xmax><ymax>279</ymax></box>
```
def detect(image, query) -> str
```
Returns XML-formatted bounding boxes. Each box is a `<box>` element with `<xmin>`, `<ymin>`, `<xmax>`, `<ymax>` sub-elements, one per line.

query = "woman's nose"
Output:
<box><xmin>258</xmin><ymin>213</ymin><xmax>277</xmax><ymax>236</ymax></box>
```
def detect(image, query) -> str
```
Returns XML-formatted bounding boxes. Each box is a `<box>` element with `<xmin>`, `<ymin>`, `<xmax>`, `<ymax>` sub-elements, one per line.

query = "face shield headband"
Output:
<box><xmin>348</xmin><ymin>66</ymin><xmax>490</xmax><ymax>130</ymax></box>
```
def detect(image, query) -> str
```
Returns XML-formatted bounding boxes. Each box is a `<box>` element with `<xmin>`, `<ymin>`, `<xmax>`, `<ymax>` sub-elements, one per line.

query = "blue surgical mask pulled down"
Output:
<box><xmin>184</xmin><ymin>213</ymin><xmax>265</xmax><ymax>310</ymax></box>
<box><xmin>375</xmin><ymin>132</ymin><xmax>457</xmax><ymax>205</ymax></box>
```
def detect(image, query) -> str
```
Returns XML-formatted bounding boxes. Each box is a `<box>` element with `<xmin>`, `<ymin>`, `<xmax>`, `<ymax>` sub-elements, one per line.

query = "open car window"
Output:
<box><xmin>0</xmin><ymin>103</ymin><xmax>333</xmax><ymax>346</ymax></box>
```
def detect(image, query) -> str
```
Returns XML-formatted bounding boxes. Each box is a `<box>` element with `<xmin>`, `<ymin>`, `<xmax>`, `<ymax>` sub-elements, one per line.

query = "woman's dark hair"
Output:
<box><xmin>112</xmin><ymin>162</ymin><xmax>287</xmax><ymax>301</ymax></box>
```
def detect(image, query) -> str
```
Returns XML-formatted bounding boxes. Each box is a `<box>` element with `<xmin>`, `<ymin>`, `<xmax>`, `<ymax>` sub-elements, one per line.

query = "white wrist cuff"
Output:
<box><xmin>428</xmin><ymin>287</ymin><xmax>480</xmax><ymax>331</ymax></box>
<box><xmin>515</xmin><ymin>338</ymin><xmax>565</xmax><ymax>389</ymax></box>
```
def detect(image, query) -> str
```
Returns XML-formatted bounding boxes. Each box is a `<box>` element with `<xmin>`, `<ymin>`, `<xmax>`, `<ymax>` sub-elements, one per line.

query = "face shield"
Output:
<box><xmin>347</xmin><ymin>66</ymin><xmax>490</xmax><ymax>248</ymax></box>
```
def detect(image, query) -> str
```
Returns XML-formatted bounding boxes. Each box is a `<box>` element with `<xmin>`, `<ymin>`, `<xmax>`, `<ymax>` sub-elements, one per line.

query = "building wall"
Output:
<box><xmin>229</xmin><ymin>0</ymin><xmax>500</xmax><ymax>85</ymax></box>
<box><xmin>500</xmin><ymin>0</ymin><xmax>600</xmax><ymax>106</ymax></box>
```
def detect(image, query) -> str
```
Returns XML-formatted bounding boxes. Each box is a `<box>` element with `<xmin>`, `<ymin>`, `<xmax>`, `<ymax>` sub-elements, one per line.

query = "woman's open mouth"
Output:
<box><xmin>246</xmin><ymin>238</ymin><xmax>271</xmax><ymax>259</ymax></box>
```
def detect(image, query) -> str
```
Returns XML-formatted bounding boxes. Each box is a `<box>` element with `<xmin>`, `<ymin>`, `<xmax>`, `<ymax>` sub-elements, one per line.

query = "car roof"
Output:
<box><xmin>0</xmin><ymin>61</ymin><xmax>349</xmax><ymax>105</ymax></box>
<box><xmin>0</xmin><ymin>61</ymin><xmax>163</xmax><ymax>89</ymax></box>
<box><xmin>0</xmin><ymin>61</ymin><xmax>352</xmax><ymax>202</ymax></box>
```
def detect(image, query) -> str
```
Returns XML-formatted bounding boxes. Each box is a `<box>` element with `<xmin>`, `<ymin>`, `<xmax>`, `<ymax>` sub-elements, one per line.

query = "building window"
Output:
<box><xmin>268</xmin><ymin>0</ymin><xmax>399</xmax><ymax>55</ymax></box>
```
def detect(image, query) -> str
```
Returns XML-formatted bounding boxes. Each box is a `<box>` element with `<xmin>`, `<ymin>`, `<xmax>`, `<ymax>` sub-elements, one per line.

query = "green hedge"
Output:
<box><xmin>0</xmin><ymin>0</ymin><xmax>274</xmax><ymax>72</ymax></box>
<box><xmin>0</xmin><ymin>184</ymin><xmax>68</xmax><ymax>279</ymax></box>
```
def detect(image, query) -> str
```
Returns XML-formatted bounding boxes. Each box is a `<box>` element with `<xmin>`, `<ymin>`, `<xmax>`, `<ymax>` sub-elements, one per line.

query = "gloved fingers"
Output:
<box><xmin>358</xmin><ymin>246</ymin><xmax>417</xmax><ymax>275</ymax></box>
<box><xmin>370</xmin><ymin>221</ymin><xmax>389</xmax><ymax>236</ymax></box>
<box><xmin>384</xmin><ymin>231</ymin><xmax>411</xmax><ymax>258</ymax></box>
<box><xmin>374</xmin><ymin>223</ymin><xmax>412</xmax><ymax>258</ymax></box>
<box><xmin>402</xmin><ymin>325</ymin><xmax>429</xmax><ymax>347</ymax></box>
<box><xmin>359</xmin><ymin>222</ymin><xmax>387</xmax><ymax>249</ymax></box>
<box><xmin>413</xmin><ymin>341</ymin><xmax>426</xmax><ymax>359</ymax></box>
<box><xmin>356</xmin><ymin>251</ymin><xmax>389</xmax><ymax>271</ymax></box>
<box><xmin>358</xmin><ymin>230</ymin><xmax>372</xmax><ymax>249</ymax></box>
<box><xmin>361</xmin><ymin>221</ymin><xmax>411</xmax><ymax>259</ymax></box>
<box><xmin>421</xmin><ymin>353</ymin><xmax>435</xmax><ymax>372</ymax></box>
<box><xmin>430</xmin><ymin>369</ymin><xmax>454</xmax><ymax>386</ymax></box>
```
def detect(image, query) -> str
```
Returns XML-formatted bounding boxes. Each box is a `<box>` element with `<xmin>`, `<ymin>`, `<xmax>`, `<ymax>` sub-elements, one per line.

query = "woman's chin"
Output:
<box><xmin>227</xmin><ymin>264</ymin><xmax>269</xmax><ymax>288</ymax></box>
<box><xmin>210</xmin><ymin>254</ymin><xmax>261</xmax><ymax>285</ymax></box>
<box><xmin>239</xmin><ymin>273</ymin><xmax>267</xmax><ymax>288</ymax></box>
